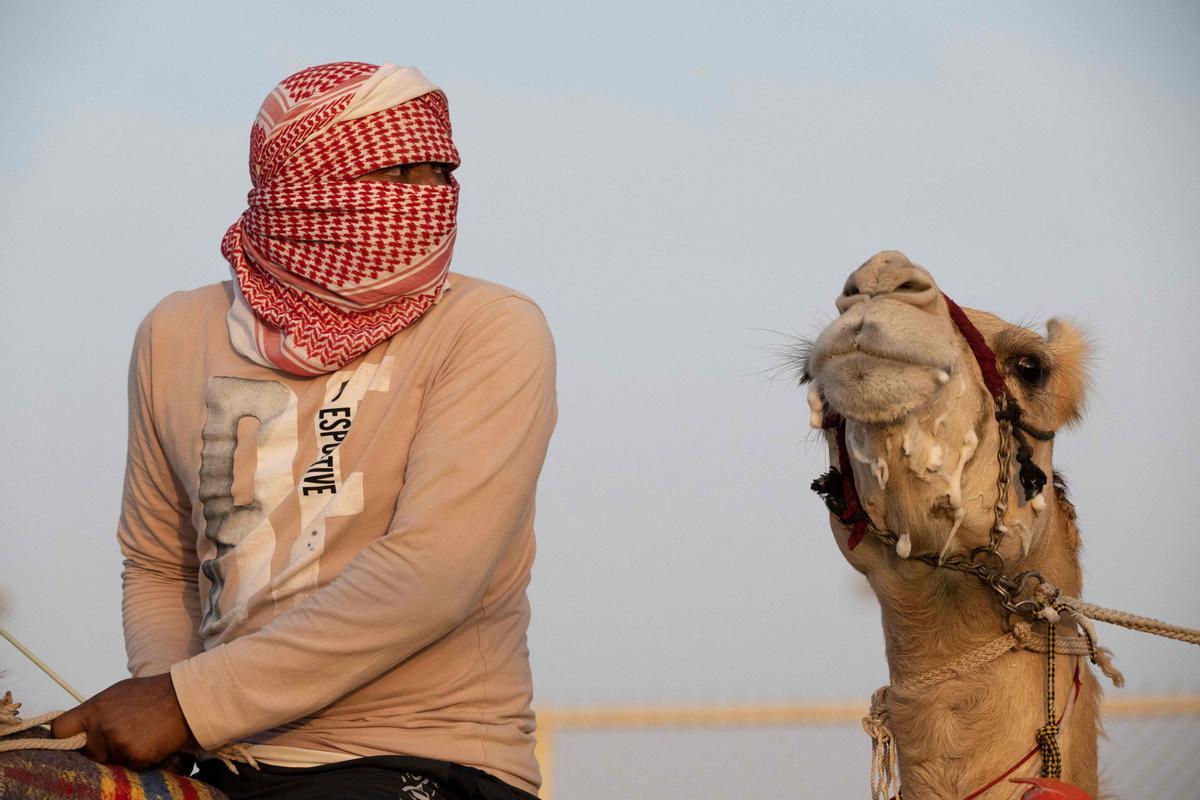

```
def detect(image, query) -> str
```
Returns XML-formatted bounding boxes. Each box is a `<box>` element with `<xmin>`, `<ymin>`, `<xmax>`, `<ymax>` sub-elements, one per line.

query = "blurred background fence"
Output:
<box><xmin>536</xmin><ymin>694</ymin><xmax>1200</xmax><ymax>798</ymax></box>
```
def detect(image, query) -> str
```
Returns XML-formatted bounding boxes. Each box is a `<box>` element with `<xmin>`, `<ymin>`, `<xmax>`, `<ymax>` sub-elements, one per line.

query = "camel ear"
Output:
<box><xmin>1045</xmin><ymin>318</ymin><xmax>1091</xmax><ymax>427</ymax></box>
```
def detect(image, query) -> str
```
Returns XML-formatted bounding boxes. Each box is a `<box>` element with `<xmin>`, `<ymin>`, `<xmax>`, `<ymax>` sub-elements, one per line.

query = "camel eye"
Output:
<box><xmin>1012</xmin><ymin>355</ymin><xmax>1048</xmax><ymax>387</ymax></box>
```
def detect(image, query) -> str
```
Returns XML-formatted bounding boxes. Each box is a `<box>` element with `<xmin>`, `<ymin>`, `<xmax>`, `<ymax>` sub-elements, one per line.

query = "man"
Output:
<box><xmin>52</xmin><ymin>62</ymin><xmax>556</xmax><ymax>800</ymax></box>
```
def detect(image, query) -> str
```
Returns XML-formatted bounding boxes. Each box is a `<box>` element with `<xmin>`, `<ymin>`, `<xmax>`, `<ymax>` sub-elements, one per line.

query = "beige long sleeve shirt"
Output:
<box><xmin>118</xmin><ymin>274</ymin><xmax>555</xmax><ymax>795</ymax></box>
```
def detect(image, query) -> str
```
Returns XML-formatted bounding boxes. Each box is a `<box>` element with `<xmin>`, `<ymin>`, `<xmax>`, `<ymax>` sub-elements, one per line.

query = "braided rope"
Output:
<box><xmin>1064</xmin><ymin>596</ymin><xmax>1200</xmax><ymax>645</ymax></box>
<box><xmin>0</xmin><ymin>704</ymin><xmax>257</xmax><ymax>771</ymax></box>
<box><xmin>1010</xmin><ymin>622</ymin><xmax>1086</xmax><ymax>655</ymax></box>
<box><xmin>1031</xmin><ymin>581</ymin><xmax>1199</xmax><ymax>689</ymax></box>
<box><xmin>1037</xmin><ymin>620</ymin><xmax>1063</xmax><ymax>779</ymax></box>
<box><xmin>885</xmin><ymin>619</ymin><xmax>1110</xmax><ymax>699</ymax></box>
<box><xmin>866</xmin><ymin>620</ymin><xmax>1110</xmax><ymax>798</ymax></box>
<box><xmin>0</xmin><ymin>703</ymin><xmax>88</xmax><ymax>752</ymax></box>
<box><xmin>856</xmin><ymin>580</ymin><xmax>1193</xmax><ymax>793</ymax></box>
<box><xmin>0</xmin><ymin>732</ymin><xmax>88</xmax><ymax>752</ymax></box>
<box><xmin>892</xmin><ymin>633</ymin><xmax>1023</xmax><ymax>694</ymax></box>
<box><xmin>1034</xmin><ymin>722</ymin><xmax>1062</xmax><ymax>778</ymax></box>
<box><xmin>876</xmin><ymin>579</ymin><xmax>1180</xmax><ymax>699</ymax></box>
<box><xmin>0</xmin><ymin>627</ymin><xmax>258</xmax><ymax>773</ymax></box>
<box><xmin>862</xmin><ymin>687</ymin><xmax>898</xmax><ymax>800</ymax></box>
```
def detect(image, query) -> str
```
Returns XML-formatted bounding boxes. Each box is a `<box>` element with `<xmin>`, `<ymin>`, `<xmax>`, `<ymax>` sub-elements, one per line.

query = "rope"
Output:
<box><xmin>0</xmin><ymin>695</ymin><xmax>257</xmax><ymax>772</ymax></box>
<box><xmin>1036</xmin><ymin>620</ymin><xmax>1063</xmax><ymax>779</ymax></box>
<box><xmin>1051</xmin><ymin>590</ymin><xmax>1200</xmax><ymax>646</ymax></box>
<box><xmin>1</xmin><ymin>709</ymin><xmax>63</xmax><ymax>735</ymax></box>
<box><xmin>1030</xmin><ymin>580</ymin><xmax>1199</xmax><ymax>688</ymax></box>
<box><xmin>891</xmin><ymin>631</ymin><xmax>1025</xmax><ymax>695</ymax></box>
<box><xmin>862</xmin><ymin>687</ymin><xmax>898</xmax><ymax>800</ymax></box>
<box><xmin>864</xmin><ymin>619</ymin><xmax>1112</xmax><ymax>799</ymax></box>
<box><xmin>0</xmin><ymin>701</ymin><xmax>88</xmax><ymax>752</ymax></box>
<box><xmin>869</xmin><ymin>653</ymin><xmax>1086</xmax><ymax>800</ymax></box>
<box><xmin>856</xmin><ymin>581</ymin><xmax>1194</xmax><ymax>794</ymax></box>
<box><xmin>0</xmin><ymin>626</ymin><xmax>257</xmax><ymax>773</ymax></box>
<box><xmin>963</xmin><ymin>663</ymin><xmax>1081</xmax><ymax>800</ymax></box>
<box><xmin>941</xmin><ymin>294</ymin><xmax>1007</xmax><ymax>403</ymax></box>
<box><xmin>204</xmin><ymin>743</ymin><xmax>260</xmax><ymax>775</ymax></box>
<box><xmin>0</xmin><ymin>733</ymin><xmax>88</xmax><ymax>752</ymax></box>
<box><xmin>886</xmin><ymin>620</ymin><xmax>1117</xmax><ymax>699</ymax></box>
<box><xmin>815</xmin><ymin>294</ymin><xmax>1200</xmax><ymax>795</ymax></box>
<box><xmin>1015</xmin><ymin>617</ymin><xmax>1125</xmax><ymax>688</ymax></box>
<box><xmin>0</xmin><ymin>626</ymin><xmax>84</xmax><ymax>750</ymax></box>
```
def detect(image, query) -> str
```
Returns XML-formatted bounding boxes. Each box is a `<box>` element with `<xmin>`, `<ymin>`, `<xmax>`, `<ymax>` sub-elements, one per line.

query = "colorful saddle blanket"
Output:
<box><xmin>0</xmin><ymin>729</ymin><xmax>226</xmax><ymax>800</ymax></box>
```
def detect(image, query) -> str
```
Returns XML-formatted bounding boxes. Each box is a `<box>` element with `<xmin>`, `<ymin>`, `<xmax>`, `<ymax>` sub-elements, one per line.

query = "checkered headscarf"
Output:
<box><xmin>223</xmin><ymin>62</ymin><xmax>460</xmax><ymax>376</ymax></box>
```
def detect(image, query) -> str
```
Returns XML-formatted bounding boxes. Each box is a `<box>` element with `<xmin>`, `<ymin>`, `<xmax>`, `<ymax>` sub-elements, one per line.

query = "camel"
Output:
<box><xmin>800</xmin><ymin>251</ymin><xmax>1112</xmax><ymax>799</ymax></box>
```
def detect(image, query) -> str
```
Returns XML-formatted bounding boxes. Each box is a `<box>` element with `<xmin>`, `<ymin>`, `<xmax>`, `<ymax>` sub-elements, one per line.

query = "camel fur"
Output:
<box><xmin>801</xmin><ymin>251</ymin><xmax>1105</xmax><ymax>799</ymax></box>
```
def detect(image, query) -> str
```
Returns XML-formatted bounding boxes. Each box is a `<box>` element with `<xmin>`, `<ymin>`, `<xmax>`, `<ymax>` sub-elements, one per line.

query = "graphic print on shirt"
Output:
<box><xmin>197</xmin><ymin>377</ymin><xmax>298</xmax><ymax>638</ymax></box>
<box><xmin>196</xmin><ymin>358</ymin><xmax>395</xmax><ymax>640</ymax></box>
<box><xmin>271</xmin><ymin>356</ymin><xmax>394</xmax><ymax>610</ymax></box>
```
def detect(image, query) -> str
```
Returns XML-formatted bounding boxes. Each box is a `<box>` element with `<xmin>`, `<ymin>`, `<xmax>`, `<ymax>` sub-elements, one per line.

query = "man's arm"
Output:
<box><xmin>170</xmin><ymin>294</ymin><xmax>557</xmax><ymax>750</ymax></box>
<box><xmin>119</xmin><ymin>309</ymin><xmax>205</xmax><ymax>676</ymax></box>
<box><xmin>53</xmin><ymin>309</ymin><xmax>203</xmax><ymax>768</ymax></box>
<box><xmin>57</xmin><ymin>295</ymin><xmax>555</xmax><ymax>764</ymax></box>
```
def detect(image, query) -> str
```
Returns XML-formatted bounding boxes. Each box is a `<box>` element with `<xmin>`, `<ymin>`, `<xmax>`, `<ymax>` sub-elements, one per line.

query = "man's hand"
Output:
<box><xmin>50</xmin><ymin>673</ymin><xmax>194</xmax><ymax>771</ymax></box>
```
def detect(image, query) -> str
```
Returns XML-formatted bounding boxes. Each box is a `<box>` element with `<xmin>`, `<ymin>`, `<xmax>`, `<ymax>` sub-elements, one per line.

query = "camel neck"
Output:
<box><xmin>870</xmin><ymin>484</ymin><xmax>1083</xmax><ymax>684</ymax></box>
<box><xmin>866</xmin><ymin>490</ymin><xmax>1099</xmax><ymax>796</ymax></box>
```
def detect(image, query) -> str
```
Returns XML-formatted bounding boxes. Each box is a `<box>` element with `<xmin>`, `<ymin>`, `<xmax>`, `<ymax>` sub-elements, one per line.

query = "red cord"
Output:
<box><xmin>942</xmin><ymin>293</ymin><xmax>1007</xmax><ymax>405</ymax></box>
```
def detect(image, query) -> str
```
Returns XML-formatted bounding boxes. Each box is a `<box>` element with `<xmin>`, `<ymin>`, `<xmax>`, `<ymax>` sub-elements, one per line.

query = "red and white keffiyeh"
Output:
<box><xmin>223</xmin><ymin>62</ymin><xmax>460</xmax><ymax>376</ymax></box>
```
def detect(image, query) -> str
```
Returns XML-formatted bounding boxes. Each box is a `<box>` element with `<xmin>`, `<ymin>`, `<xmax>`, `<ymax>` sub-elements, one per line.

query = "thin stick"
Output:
<box><xmin>0</xmin><ymin>625</ymin><xmax>85</xmax><ymax>704</ymax></box>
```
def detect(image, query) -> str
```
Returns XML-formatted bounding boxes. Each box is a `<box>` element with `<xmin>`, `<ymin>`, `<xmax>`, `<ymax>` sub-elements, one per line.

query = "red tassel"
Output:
<box><xmin>832</xmin><ymin>420</ymin><xmax>868</xmax><ymax>549</ymax></box>
<box><xmin>1011</xmin><ymin>777</ymin><xmax>1093</xmax><ymax>799</ymax></box>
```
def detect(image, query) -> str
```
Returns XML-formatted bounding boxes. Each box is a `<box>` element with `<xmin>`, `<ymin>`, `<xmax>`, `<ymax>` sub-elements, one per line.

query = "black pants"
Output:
<box><xmin>195</xmin><ymin>755</ymin><xmax>539</xmax><ymax>800</ymax></box>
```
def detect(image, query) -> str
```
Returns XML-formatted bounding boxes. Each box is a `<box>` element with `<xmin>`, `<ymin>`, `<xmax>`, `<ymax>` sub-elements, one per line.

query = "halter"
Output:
<box><xmin>811</xmin><ymin>292</ymin><xmax>1091</xmax><ymax>797</ymax></box>
<box><xmin>816</xmin><ymin>291</ymin><xmax>1051</xmax><ymax>554</ymax></box>
<box><xmin>810</xmin><ymin>292</ymin><xmax>1059</xmax><ymax>616</ymax></box>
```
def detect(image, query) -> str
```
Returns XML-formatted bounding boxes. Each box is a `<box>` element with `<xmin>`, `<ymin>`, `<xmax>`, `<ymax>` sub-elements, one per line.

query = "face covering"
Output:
<box><xmin>223</xmin><ymin>62</ymin><xmax>460</xmax><ymax>376</ymax></box>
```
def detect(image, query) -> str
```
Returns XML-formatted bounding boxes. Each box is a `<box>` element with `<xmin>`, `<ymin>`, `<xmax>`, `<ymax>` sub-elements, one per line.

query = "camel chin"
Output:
<box><xmin>819</xmin><ymin>353</ymin><xmax>951</xmax><ymax>426</ymax></box>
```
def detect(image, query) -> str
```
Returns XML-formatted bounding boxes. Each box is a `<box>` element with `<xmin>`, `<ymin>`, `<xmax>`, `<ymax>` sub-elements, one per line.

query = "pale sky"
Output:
<box><xmin>2</xmin><ymin>2</ymin><xmax>1198</xmax><ymax>797</ymax></box>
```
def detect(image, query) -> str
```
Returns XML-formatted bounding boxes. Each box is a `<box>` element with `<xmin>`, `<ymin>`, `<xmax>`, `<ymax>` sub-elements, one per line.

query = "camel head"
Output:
<box><xmin>803</xmin><ymin>251</ymin><xmax>1090</xmax><ymax>575</ymax></box>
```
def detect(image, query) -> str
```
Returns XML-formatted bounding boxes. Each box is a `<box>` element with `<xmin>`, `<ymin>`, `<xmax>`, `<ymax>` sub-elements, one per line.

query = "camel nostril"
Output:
<box><xmin>844</xmin><ymin>282</ymin><xmax>861</xmax><ymax>297</ymax></box>
<box><xmin>896</xmin><ymin>278</ymin><xmax>932</xmax><ymax>294</ymax></box>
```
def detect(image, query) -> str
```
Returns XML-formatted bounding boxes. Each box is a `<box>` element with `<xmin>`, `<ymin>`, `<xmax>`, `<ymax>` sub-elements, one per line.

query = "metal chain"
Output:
<box><xmin>855</xmin><ymin>395</ymin><xmax>1042</xmax><ymax>619</ymax></box>
<box><xmin>834</xmin><ymin>391</ymin><xmax>1080</xmax><ymax>791</ymax></box>
<box><xmin>988</xmin><ymin>398</ymin><xmax>1015</xmax><ymax>555</ymax></box>
<box><xmin>865</xmin><ymin>531</ymin><xmax>1045</xmax><ymax>617</ymax></box>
